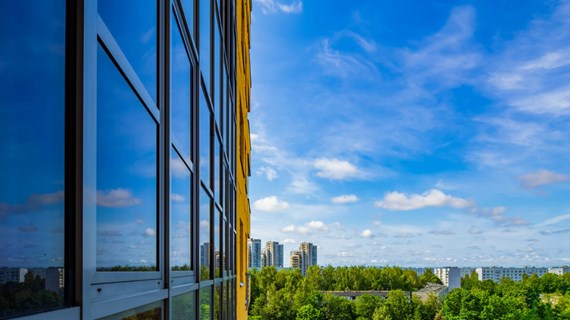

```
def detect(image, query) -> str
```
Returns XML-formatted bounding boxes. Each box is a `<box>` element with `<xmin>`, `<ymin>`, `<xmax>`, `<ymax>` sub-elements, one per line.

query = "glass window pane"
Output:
<box><xmin>0</xmin><ymin>1</ymin><xmax>66</xmax><ymax>318</ymax></box>
<box><xmin>222</xmin><ymin>282</ymin><xmax>227</xmax><ymax>319</ymax></box>
<box><xmin>214</xmin><ymin>18</ymin><xmax>220</xmax><ymax>127</ymax></box>
<box><xmin>200</xmin><ymin>287</ymin><xmax>211</xmax><ymax>320</ymax></box>
<box><xmin>98</xmin><ymin>0</ymin><xmax>157</xmax><ymax>103</ymax></box>
<box><xmin>200</xmin><ymin>0</ymin><xmax>211</xmax><ymax>93</ymax></box>
<box><xmin>99</xmin><ymin>301</ymin><xmax>162</xmax><ymax>320</ymax></box>
<box><xmin>180</xmin><ymin>0</ymin><xmax>195</xmax><ymax>41</ymax></box>
<box><xmin>214</xmin><ymin>209</ymin><xmax>221</xmax><ymax>278</ymax></box>
<box><xmin>171</xmin><ymin>148</ymin><xmax>192</xmax><ymax>271</ymax></box>
<box><xmin>214</xmin><ymin>136</ymin><xmax>220</xmax><ymax>204</ymax></box>
<box><xmin>171</xmin><ymin>15</ymin><xmax>193</xmax><ymax>160</ymax></box>
<box><xmin>97</xmin><ymin>45</ymin><xmax>158</xmax><ymax>271</ymax></box>
<box><xmin>199</xmin><ymin>188</ymin><xmax>211</xmax><ymax>281</ymax></box>
<box><xmin>200</xmin><ymin>89</ymin><xmax>211</xmax><ymax>187</ymax></box>
<box><xmin>172</xmin><ymin>291</ymin><xmax>196</xmax><ymax>319</ymax></box>
<box><xmin>214</xmin><ymin>284</ymin><xmax>221</xmax><ymax>320</ymax></box>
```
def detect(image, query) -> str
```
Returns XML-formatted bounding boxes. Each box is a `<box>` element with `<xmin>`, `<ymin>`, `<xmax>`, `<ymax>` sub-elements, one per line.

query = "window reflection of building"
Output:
<box><xmin>0</xmin><ymin>0</ymin><xmax>251</xmax><ymax>318</ymax></box>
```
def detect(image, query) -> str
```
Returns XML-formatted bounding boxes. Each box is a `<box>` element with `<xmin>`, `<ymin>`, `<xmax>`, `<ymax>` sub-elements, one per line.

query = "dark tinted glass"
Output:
<box><xmin>200</xmin><ymin>0</ymin><xmax>211</xmax><ymax>92</ymax></box>
<box><xmin>172</xmin><ymin>291</ymin><xmax>196</xmax><ymax>319</ymax></box>
<box><xmin>171</xmin><ymin>14</ymin><xmax>192</xmax><ymax>160</ymax></box>
<box><xmin>96</xmin><ymin>45</ymin><xmax>158</xmax><ymax>271</ymax></box>
<box><xmin>200</xmin><ymin>188</ymin><xmax>211</xmax><ymax>280</ymax></box>
<box><xmin>200</xmin><ymin>287</ymin><xmax>211</xmax><ymax>320</ymax></box>
<box><xmin>0</xmin><ymin>1</ymin><xmax>66</xmax><ymax>318</ymax></box>
<box><xmin>171</xmin><ymin>148</ymin><xmax>192</xmax><ymax>271</ymax></box>
<box><xmin>100</xmin><ymin>301</ymin><xmax>162</xmax><ymax>320</ymax></box>
<box><xmin>98</xmin><ymin>0</ymin><xmax>157</xmax><ymax>103</ymax></box>
<box><xmin>200</xmin><ymin>89</ymin><xmax>211</xmax><ymax>187</ymax></box>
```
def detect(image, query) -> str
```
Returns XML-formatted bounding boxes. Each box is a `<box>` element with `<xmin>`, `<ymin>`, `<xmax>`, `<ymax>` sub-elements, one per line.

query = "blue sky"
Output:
<box><xmin>249</xmin><ymin>0</ymin><xmax>570</xmax><ymax>267</ymax></box>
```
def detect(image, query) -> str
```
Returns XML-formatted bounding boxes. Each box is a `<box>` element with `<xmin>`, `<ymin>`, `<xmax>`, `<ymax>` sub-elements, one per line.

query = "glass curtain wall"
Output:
<box><xmin>0</xmin><ymin>0</ymin><xmax>237</xmax><ymax>319</ymax></box>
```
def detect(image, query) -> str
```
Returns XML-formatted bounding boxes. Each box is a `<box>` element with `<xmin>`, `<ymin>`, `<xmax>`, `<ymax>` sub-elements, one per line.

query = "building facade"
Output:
<box><xmin>476</xmin><ymin>267</ymin><xmax>548</xmax><ymax>282</ymax></box>
<box><xmin>290</xmin><ymin>251</ymin><xmax>304</xmax><ymax>271</ymax></box>
<box><xmin>434</xmin><ymin>267</ymin><xmax>461</xmax><ymax>290</ymax></box>
<box><xmin>261</xmin><ymin>241</ymin><xmax>284</xmax><ymax>268</ymax></box>
<box><xmin>548</xmin><ymin>267</ymin><xmax>570</xmax><ymax>276</ymax></box>
<box><xmin>0</xmin><ymin>0</ymin><xmax>251</xmax><ymax>319</ymax></box>
<box><xmin>290</xmin><ymin>242</ymin><xmax>318</xmax><ymax>276</ymax></box>
<box><xmin>247</xmin><ymin>239</ymin><xmax>261</xmax><ymax>269</ymax></box>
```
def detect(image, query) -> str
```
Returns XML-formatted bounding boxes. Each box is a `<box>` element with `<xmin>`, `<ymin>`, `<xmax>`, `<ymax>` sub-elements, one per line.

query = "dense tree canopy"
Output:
<box><xmin>249</xmin><ymin>266</ymin><xmax>570</xmax><ymax>320</ymax></box>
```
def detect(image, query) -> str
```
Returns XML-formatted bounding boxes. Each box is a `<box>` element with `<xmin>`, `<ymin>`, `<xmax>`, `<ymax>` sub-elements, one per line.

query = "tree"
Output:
<box><xmin>296</xmin><ymin>304</ymin><xmax>322</xmax><ymax>320</ymax></box>
<box><xmin>420</xmin><ymin>269</ymin><xmax>442</xmax><ymax>286</ymax></box>
<box><xmin>321</xmin><ymin>294</ymin><xmax>355</xmax><ymax>320</ymax></box>
<box><xmin>354</xmin><ymin>294</ymin><xmax>383</xmax><ymax>319</ymax></box>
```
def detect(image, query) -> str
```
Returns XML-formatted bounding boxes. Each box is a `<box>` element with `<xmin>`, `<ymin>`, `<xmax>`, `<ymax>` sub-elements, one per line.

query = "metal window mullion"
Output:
<box><xmin>159</xmin><ymin>0</ymin><xmax>170</xmax><ymax>319</ymax></box>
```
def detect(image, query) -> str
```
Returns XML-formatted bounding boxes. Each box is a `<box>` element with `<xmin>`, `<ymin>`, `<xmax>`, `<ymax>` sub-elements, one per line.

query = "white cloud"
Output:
<box><xmin>520</xmin><ymin>169</ymin><xmax>568</xmax><ymax>189</ymax></box>
<box><xmin>314</xmin><ymin>158</ymin><xmax>359</xmax><ymax>180</ymax></box>
<box><xmin>374</xmin><ymin>189</ymin><xmax>473</xmax><ymax>211</ymax></box>
<box><xmin>171</xmin><ymin>193</ymin><xmax>185</xmax><ymax>202</ymax></box>
<box><xmin>535</xmin><ymin>213</ymin><xmax>570</xmax><ymax>228</ymax></box>
<box><xmin>280</xmin><ymin>220</ymin><xmax>330</xmax><ymax>234</ymax></box>
<box><xmin>331</xmin><ymin>194</ymin><xmax>359</xmax><ymax>204</ymax></box>
<box><xmin>316</xmin><ymin>38</ymin><xmax>377</xmax><ymax>80</ymax></box>
<box><xmin>282</xmin><ymin>238</ymin><xmax>297</xmax><ymax>244</ymax></box>
<box><xmin>361</xmin><ymin>229</ymin><xmax>374</xmax><ymax>238</ymax></box>
<box><xmin>143</xmin><ymin>228</ymin><xmax>156</xmax><ymax>237</ymax></box>
<box><xmin>287</xmin><ymin>175</ymin><xmax>318</xmax><ymax>194</ymax></box>
<box><xmin>254</xmin><ymin>0</ymin><xmax>303</xmax><ymax>14</ymax></box>
<box><xmin>252</xmin><ymin>196</ymin><xmax>290</xmax><ymax>212</ymax></box>
<box><xmin>171</xmin><ymin>157</ymin><xmax>190</xmax><ymax>178</ymax></box>
<box><xmin>256</xmin><ymin>166</ymin><xmax>278</xmax><ymax>181</ymax></box>
<box><xmin>306</xmin><ymin>220</ymin><xmax>327</xmax><ymax>231</ymax></box>
<box><xmin>97</xmin><ymin>189</ymin><xmax>142</xmax><ymax>208</ymax></box>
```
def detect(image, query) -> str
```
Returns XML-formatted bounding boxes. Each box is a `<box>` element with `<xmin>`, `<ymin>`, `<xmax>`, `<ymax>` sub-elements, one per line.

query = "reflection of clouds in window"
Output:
<box><xmin>97</xmin><ymin>188</ymin><xmax>142</xmax><ymax>207</ymax></box>
<box><xmin>96</xmin><ymin>44</ymin><xmax>158</xmax><ymax>270</ymax></box>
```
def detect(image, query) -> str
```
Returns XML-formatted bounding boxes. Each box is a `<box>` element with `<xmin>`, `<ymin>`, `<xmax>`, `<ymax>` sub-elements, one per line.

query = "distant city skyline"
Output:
<box><xmin>249</xmin><ymin>0</ymin><xmax>570</xmax><ymax>267</ymax></box>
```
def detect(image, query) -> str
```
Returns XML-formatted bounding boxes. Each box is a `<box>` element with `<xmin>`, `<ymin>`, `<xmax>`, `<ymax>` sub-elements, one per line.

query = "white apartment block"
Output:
<box><xmin>548</xmin><ymin>267</ymin><xmax>570</xmax><ymax>276</ymax></box>
<box><xmin>476</xmin><ymin>267</ymin><xmax>548</xmax><ymax>282</ymax></box>
<box><xmin>0</xmin><ymin>268</ymin><xmax>28</xmax><ymax>284</ymax></box>
<box><xmin>434</xmin><ymin>267</ymin><xmax>461</xmax><ymax>290</ymax></box>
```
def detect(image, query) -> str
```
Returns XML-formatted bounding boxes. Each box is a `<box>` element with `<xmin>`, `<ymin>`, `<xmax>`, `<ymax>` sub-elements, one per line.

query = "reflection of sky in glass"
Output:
<box><xmin>96</xmin><ymin>45</ymin><xmax>158</xmax><ymax>270</ymax></box>
<box><xmin>98</xmin><ymin>0</ymin><xmax>157</xmax><ymax>103</ymax></box>
<box><xmin>200</xmin><ymin>188</ymin><xmax>211</xmax><ymax>280</ymax></box>
<box><xmin>200</xmin><ymin>0</ymin><xmax>211</xmax><ymax>92</ymax></box>
<box><xmin>200</xmin><ymin>89</ymin><xmax>211</xmax><ymax>187</ymax></box>
<box><xmin>0</xmin><ymin>0</ymin><xmax>65</xmax><ymax>269</ymax></box>
<box><xmin>180</xmin><ymin>0</ymin><xmax>195</xmax><ymax>41</ymax></box>
<box><xmin>171</xmin><ymin>148</ymin><xmax>191</xmax><ymax>270</ymax></box>
<box><xmin>214</xmin><ymin>18</ymin><xmax>221</xmax><ymax>127</ymax></box>
<box><xmin>171</xmin><ymin>14</ymin><xmax>192</xmax><ymax>160</ymax></box>
<box><xmin>214</xmin><ymin>136</ymin><xmax>222</xmax><ymax>205</ymax></box>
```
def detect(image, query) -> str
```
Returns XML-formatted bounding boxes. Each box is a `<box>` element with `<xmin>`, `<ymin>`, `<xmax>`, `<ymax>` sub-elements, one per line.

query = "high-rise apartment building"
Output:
<box><xmin>262</xmin><ymin>241</ymin><xmax>284</xmax><ymax>268</ymax></box>
<box><xmin>247</xmin><ymin>239</ymin><xmax>262</xmax><ymax>269</ymax></box>
<box><xmin>476</xmin><ymin>267</ymin><xmax>548</xmax><ymax>282</ymax></box>
<box><xmin>290</xmin><ymin>251</ymin><xmax>303</xmax><ymax>270</ymax></box>
<box><xmin>434</xmin><ymin>267</ymin><xmax>461</xmax><ymax>290</ymax></box>
<box><xmin>291</xmin><ymin>242</ymin><xmax>318</xmax><ymax>275</ymax></box>
<box><xmin>0</xmin><ymin>0</ymin><xmax>251</xmax><ymax>319</ymax></box>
